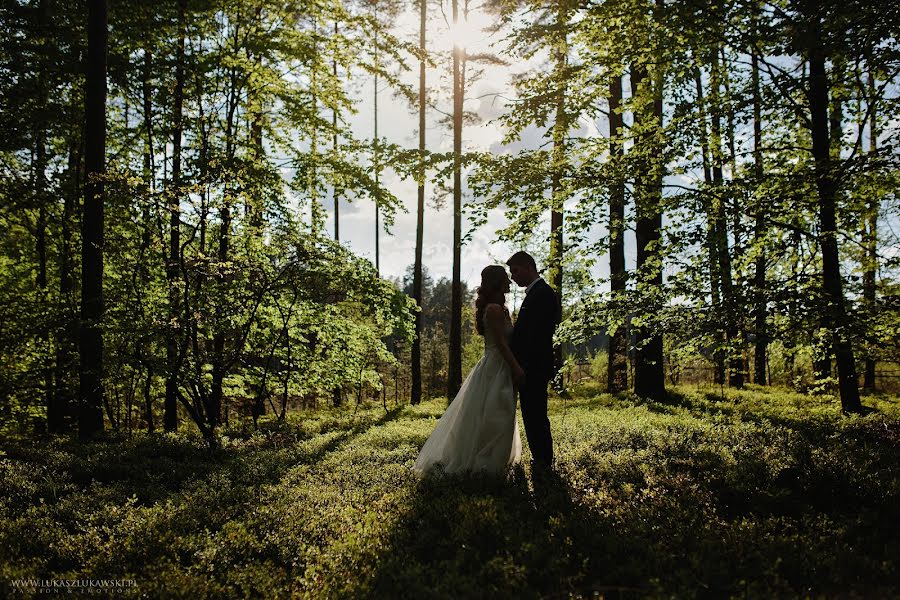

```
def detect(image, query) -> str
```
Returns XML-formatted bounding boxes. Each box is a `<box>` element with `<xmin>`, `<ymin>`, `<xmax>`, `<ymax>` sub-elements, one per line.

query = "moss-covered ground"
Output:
<box><xmin>2</xmin><ymin>386</ymin><xmax>898</xmax><ymax>598</ymax></box>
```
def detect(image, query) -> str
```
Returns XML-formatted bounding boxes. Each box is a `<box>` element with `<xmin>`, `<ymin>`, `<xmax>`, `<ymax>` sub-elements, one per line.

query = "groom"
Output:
<box><xmin>507</xmin><ymin>251</ymin><xmax>560</xmax><ymax>469</ymax></box>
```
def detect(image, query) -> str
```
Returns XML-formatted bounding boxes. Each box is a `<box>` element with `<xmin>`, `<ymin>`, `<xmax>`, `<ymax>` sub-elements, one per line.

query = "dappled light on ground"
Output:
<box><xmin>1</xmin><ymin>387</ymin><xmax>898</xmax><ymax>598</ymax></box>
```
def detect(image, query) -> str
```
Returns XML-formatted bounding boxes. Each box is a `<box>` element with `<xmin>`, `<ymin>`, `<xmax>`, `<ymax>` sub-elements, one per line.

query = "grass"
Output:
<box><xmin>1</xmin><ymin>386</ymin><xmax>898</xmax><ymax>598</ymax></box>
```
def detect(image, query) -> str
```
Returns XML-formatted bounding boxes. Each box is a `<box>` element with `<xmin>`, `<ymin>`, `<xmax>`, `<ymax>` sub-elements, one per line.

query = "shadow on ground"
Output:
<box><xmin>363</xmin><ymin>466</ymin><xmax>656</xmax><ymax>599</ymax></box>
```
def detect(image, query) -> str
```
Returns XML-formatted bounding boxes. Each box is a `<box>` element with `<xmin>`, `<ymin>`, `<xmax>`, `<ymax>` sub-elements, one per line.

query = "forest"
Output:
<box><xmin>0</xmin><ymin>0</ymin><xmax>898</xmax><ymax>596</ymax></box>
<box><xmin>1</xmin><ymin>0</ymin><xmax>898</xmax><ymax>441</ymax></box>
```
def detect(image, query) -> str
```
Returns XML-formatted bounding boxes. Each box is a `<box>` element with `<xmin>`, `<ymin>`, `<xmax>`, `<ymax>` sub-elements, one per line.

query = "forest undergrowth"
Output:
<box><xmin>1</xmin><ymin>386</ymin><xmax>898</xmax><ymax>598</ymax></box>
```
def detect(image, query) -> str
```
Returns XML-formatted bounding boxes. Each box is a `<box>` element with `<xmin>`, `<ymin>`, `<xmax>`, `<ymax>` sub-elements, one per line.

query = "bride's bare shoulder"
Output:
<box><xmin>484</xmin><ymin>303</ymin><xmax>505</xmax><ymax>318</ymax></box>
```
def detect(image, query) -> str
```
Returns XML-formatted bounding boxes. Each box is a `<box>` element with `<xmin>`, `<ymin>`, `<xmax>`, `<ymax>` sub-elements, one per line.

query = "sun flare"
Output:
<box><xmin>433</xmin><ymin>13</ymin><xmax>493</xmax><ymax>51</ymax></box>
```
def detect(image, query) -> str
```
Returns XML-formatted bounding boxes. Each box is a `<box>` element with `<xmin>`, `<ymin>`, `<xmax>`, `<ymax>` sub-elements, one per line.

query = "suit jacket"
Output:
<box><xmin>510</xmin><ymin>279</ymin><xmax>561</xmax><ymax>382</ymax></box>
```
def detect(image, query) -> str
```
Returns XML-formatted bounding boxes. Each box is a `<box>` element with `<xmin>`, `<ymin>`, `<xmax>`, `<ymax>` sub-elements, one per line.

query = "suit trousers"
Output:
<box><xmin>519</xmin><ymin>375</ymin><xmax>553</xmax><ymax>465</ymax></box>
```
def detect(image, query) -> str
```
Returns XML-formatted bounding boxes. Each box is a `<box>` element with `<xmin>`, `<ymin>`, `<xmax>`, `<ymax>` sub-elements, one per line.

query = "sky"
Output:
<box><xmin>302</xmin><ymin>5</ymin><xmax>602</xmax><ymax>290</ymax></box>
<box><xmin>291</xmin><ymin>3</ymin><xmax>900</xmax><ymax>295</ymax></box>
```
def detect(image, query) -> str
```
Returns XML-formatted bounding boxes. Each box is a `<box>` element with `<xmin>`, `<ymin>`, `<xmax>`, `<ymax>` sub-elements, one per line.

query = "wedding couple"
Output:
<box><xmin>413</xmin><ymin>251</ymin><xmax>560</xmax><ymax>477</ymax></box>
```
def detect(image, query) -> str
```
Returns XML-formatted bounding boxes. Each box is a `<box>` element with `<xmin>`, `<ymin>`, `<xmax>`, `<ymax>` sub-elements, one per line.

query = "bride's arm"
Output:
<box><xmin>485</xmin><ymin>304</ymin><xmax>526</xmax><ymax>384</ymax></box>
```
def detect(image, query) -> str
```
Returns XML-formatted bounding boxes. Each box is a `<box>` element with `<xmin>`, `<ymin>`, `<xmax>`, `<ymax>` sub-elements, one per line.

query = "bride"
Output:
<box><xmin>412</xmin><ymin>265</ymin><xmax>523</xmax><ymax>476</ymax></box>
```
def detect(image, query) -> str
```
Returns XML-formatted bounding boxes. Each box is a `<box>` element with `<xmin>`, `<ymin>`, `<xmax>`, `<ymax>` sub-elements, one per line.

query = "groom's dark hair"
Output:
<box><xmin>506</xmin><ymin>251</ymin><xmax>537</xmax><ymax>271</ymax></box>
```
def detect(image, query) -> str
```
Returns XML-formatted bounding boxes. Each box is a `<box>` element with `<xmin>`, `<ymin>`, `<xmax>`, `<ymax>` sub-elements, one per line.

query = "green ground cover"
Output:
<box><xmin>1</xmin><ymin>386</ymin><xmax>898</xmax><ymax>598</ymax></box>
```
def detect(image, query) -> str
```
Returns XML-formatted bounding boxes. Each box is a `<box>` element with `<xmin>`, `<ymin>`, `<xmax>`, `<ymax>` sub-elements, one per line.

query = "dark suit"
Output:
<box><xmin>510</xmin><ymin>278</ymin><xmax>560</xmax><ymax>466</ymax></box>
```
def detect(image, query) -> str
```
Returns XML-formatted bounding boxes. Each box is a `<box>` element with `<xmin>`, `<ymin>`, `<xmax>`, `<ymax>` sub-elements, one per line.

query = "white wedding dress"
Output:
<box><xmin>412</xmin><ymin>315</ymin><xmax>522</xmax><ymax>476</ymax></box>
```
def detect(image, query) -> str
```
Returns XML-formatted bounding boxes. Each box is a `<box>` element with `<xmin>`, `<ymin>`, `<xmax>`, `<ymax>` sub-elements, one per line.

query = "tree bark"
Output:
<box><xmin>52</xmin><ymin>136</ymin><xmax>80</xmax><ymax>433</ymax></box>
<box><xmin>862</xmin><ymin>69</ymin><xmax>878</xmax><ymax>391</ymax></box>
<box><xmin>411</xmin><ymin>0</ymin><xmax>426</xmax><ymax>404</ymax></box>
<box><xmin>35</xmin><ymin>0</ymin><xmax>53</xmax><ymax>432</ymax></box>
<box><xmin>249</xmin><ymin>7</ymin><xmax>264</xmax><ymax>232</ymax></box>
<box><xmin>139</xmin><ymin>44</ymin><xmax>156</xmax><ymax>433</ymax></box>
<box><xmin>709</xmin><ymin>49</ymin><xmax>742</xmax><ymax>388</ymax></box>
<box><xmin>751</xmin><ymin>45</ymin><xmax>768</xmax><ymax>386</ymax></box>
<box><xmin>607</xmin><ymin>72</ymin><xmax>627</xmax><ymax>392</ymax></box>
<box><xmin>694</xmin><ymin>66</ymin><xmax>725</xmax><ymax>385</ymax></box>
<box><xmin>721</xmin><ymin>47</ymin><xmax>750</xmax><ymax>383</ymax></box>
<box><xmin>330</xmin><ymin>19</ymin><xmax>344</xmax><ymax>407</ymax></box>
<box><xmin>630</xmin><ymin>61</ymin><xmax>665</xmax><ymax>401</ymax></box>
<box><xmin>165</xmin><ymin>0</ymin><xmax>187</xmax><ymax>432</ymax></box>
<box><xmin>549</xmin><ymin>0</ymin><xmax>568</xmax><ymax>380</ymax></box>
<box><xmin>310</xmin><ymin>16</ymin><xmax>322</xmax><ymax>232</ymax></box>
<box><xmin>333</xmin><ymin>19</ymin><xmax>340</xmax><ymax>242</ymax></box>
<box><xmin>79</xmin><ymin>0</ymin><xmax>107</xmax><ymax>439</ymax></box>
<box><xmin>373</xmin><ymin>4</ymin><xmax>381</xmax><ymax>274</ymax></box>
<box><xmin>806</xmin><ymin>16</ymin><xmax>861</xmax><ymax>412</ymax></box>
<box><xmin>210</xmin><ymin>29</ymin><xmax>241</xmax><ymax>431</ymax></box>
<box><xmin>36</xmin><ymin>144</ymin><xmax>48</xmax><ymax>293</ymax></box>
<box><xmin>448</xmin><ymin>0</ymin><xmax>463</xmax><ymax>401</ymax></box>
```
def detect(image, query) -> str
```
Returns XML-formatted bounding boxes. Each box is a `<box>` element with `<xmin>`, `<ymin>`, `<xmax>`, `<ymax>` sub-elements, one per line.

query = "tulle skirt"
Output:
<box><xmin>412</xmin><ymin>347</ymin><xmax>521</xmax><ymax>476</ymax></box>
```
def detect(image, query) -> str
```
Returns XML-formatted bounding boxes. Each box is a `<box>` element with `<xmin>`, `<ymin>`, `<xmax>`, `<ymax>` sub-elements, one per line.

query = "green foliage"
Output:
<box><xmin>1</xmin><ymin>0</ymin><xmax>899</xmax><ymax>441</ymax></box>
<box><xmin>395</xmin><ymin>265</ymin><xmax>477</xmax><ymax>401</ymax></box>
<box><xmin>0</xmin><ymin>0</ymin><xmax>427</xmax><ymax>438</ymax></box>
<box><xmin>469</xmin><ymin>0</ymin><xmax>900</xmax><ymax>399</ymax></box>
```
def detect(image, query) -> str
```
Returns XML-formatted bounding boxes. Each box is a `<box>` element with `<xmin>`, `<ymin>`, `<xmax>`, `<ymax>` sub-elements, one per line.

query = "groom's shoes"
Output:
<box><xmin>530</xmin><ymin>460</ymin><xmax>564</xmax><ymax>505</ymax></box>
<box><xmin>530</xmin><ymin>459</ymin><xmax>555</xmax><ymax>483</ymax></box>
<box><xmin>530</xmin><ymin>458</ymin><xmax>554</xmax><ymax>471</ymax></box>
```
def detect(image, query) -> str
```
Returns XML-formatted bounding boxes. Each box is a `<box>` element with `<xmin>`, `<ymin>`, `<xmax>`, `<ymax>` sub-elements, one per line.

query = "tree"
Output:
<box><xmin>79</xmin><ymin>0</ymin><xmax>108</xmax><ymax>439</ymax></box>
<box><xmin>448</xmin><ymin>0</ymin><xmax>464</xmax><ymax>401</ymax></box>
<box><xmin>357</xmin><ymin>0</ymin><xmax>404</xmax><ymax>273</ymax></box>
<box><xmin>693</xmin><ymin>60</ymin><xmax>726</xmax><ymax>385</ymax></box>
<box><xmin>411</xmin><ymin>0</ymin><xmax>427</xmax><ymax>405</ymax></box>
<box><xmin>332</xmin><ymin>16</ymin><xmax>341</xmax><ymax>242</ymax></box>
<box><xmin>607</xmin><ymin>71</ymin><xmax>628</xmax><ymax>393</ymax></box>
<box><xmin>709</xmin><ymin>45</ymin><xmax>743</xmax><ymax>389</ymax></box>
<box><xmin>548</xmin><ymin>0</ymin><xmax>573</xmax><ymax>379</ymax></box>
<box><xmin>862</xmin><ymin>66</ymin><xmax>878</xmax><ymax>391</ymax></box>
<box><xmin>750</xmin><ymin>11</ymin><xmax>768</xmax><ymax>386</ymax></box>
<box><xmin>802</xmin><ymin>4</ymin><xmax>861</xmax><ymax>412</ymax></box>
<box><xmin>164</xmin><ymin>0</ymin><xmax>187</xmax><ymax>432</ymax></box>
<box><xmin>630</xmin><ymin>55</ymin><xmax>666</xmax><ymax>401</ymax></box>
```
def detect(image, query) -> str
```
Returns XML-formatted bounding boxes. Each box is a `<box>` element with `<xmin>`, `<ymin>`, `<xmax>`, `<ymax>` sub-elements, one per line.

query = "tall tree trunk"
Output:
<box><xmin>862</xmin><ymin>70</ymin><xmax>878</xmax><ymax>391</ymax></box>
<box><xmin>248</xmin><ymin>12</ymin><xmax>277</xmax><ymax>413</ymax></box>
<box><xmin>333</xmin><ymin>19</ymin><xmax>340</xmax><ymax>242</ymax></box>
<box><xmin>210</xmin><ymin>32</ymin><xmax>241</xmax><ymax>431</ymax></box>
<box><xmin>331</xmin><ymin>31</ymin><xmax>342</xmax><ymax>407</ymax></box>
<box><xmin>411</xmin><ymin>0</ymin><xmax>426</xmax><ymax>405</ymax></box>
<box><xmin>33</xmin><ymin>0</ymin><xmax>49</xmax><ymax>295</ymax></box>
<box><xmin>249</xmin><ymin>7</ymin><xmax>264</xmax><ymax>233</ymax></box>
<box><xmin>812</xmin><ymin>60</ymin><xmax>848</xmax><ymax>385</ymax></box>
<box><xmin>630</xmin><ymin>61</ymin><xmax>665</xmax><ymax>401</ymax></box>
<box><xmin>189</xmin><ymin>72</ymin><xmax>212</xmax><ymax>436</ymax></box>
<box><xmin>165</xmin><ymin>0</ymin><xmax>187</xmax><ymax>432</ymax></box>
<box><xmin>142</xmin><ymin>46</ymin><xmax>155</xmax><ymax>184</ymax></box>
<box><xmin>34</xmin><ymin>0</ymin><xmax>53</xmax><ymax>432</ymax></box>
<box><xmin>79</xmin><ymin>0</ymin><xmax>107</xmax><ymax>439</ymax></box>
<box><xmin>607</xmin><ymin>73</ymin><xmax>627</xmax><ymax>392</ymax></box>
<box><xmin>549</xmin><ymin>0</ymin><xmax>568</xmax><ymax>380</ymax></box>
<box><xmin>310</xmin><ymin>16</ymin><xmax>322</xmax><ymax>232</ymax></box>
<box><xmin>806</xmin><ymin>17</ymin><xmax>861</xmax><ymax>413</ymax></box>
<box><xmin>751</xmin><ymin>45</ymin><xmax>768</xmax><ymax>386</ymax></box>
<box><xmin>210</xmin><ymin>232</ymin><xmax>231</xmax><ymax>430</ymax></box>
<box><xmin>710</xmin><ymin>49</ymin><xmax>742</xmax><ymax>388</ymax></box>
<box><xmin>35</xmin><ymin>156</ymin><xmax>48</xmax><ymax>292</ymax></box>
<box><xmin>52</xmin><ymin>136</ymin><xmax>80</xmax><ymax>433</ymax></box>
<box><xmin>719</xmin><ymin>48</ymin><xmax>741</xmax><ymax>262</ymax></box>
<box><xmin>720</xmin><ymin>47</ymin><xmax>739</xmax><ymax>179</ymax></box>
<box><xmin>721</xmin><ymin>47</ymin><xmax>750</xmax><ymax>382</ymax></box>
<box><xmin>373</xmin><ymin>5</ymin><xmax>381</xmax><ymax>274</ymax></box>
<box><xmin>140</xmin><ymin>44</ymin><xmax>156</xmax><ymax>432</ymax></box>
<box><xmin>448</xmin><ymin>0</ymin><xmax>463</xmax><ymax>401</ymax></box>
<box><xmin>694</xmin><ymin>66</ymin><xmax>725</xmax><ymax>385</ymax></box>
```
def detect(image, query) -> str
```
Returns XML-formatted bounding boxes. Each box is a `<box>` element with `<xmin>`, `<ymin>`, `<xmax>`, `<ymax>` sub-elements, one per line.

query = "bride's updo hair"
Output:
<box><xmin>475</xmin><ymin>265</ymin><xmax>509</xmax><ymax>336</ymax></box>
